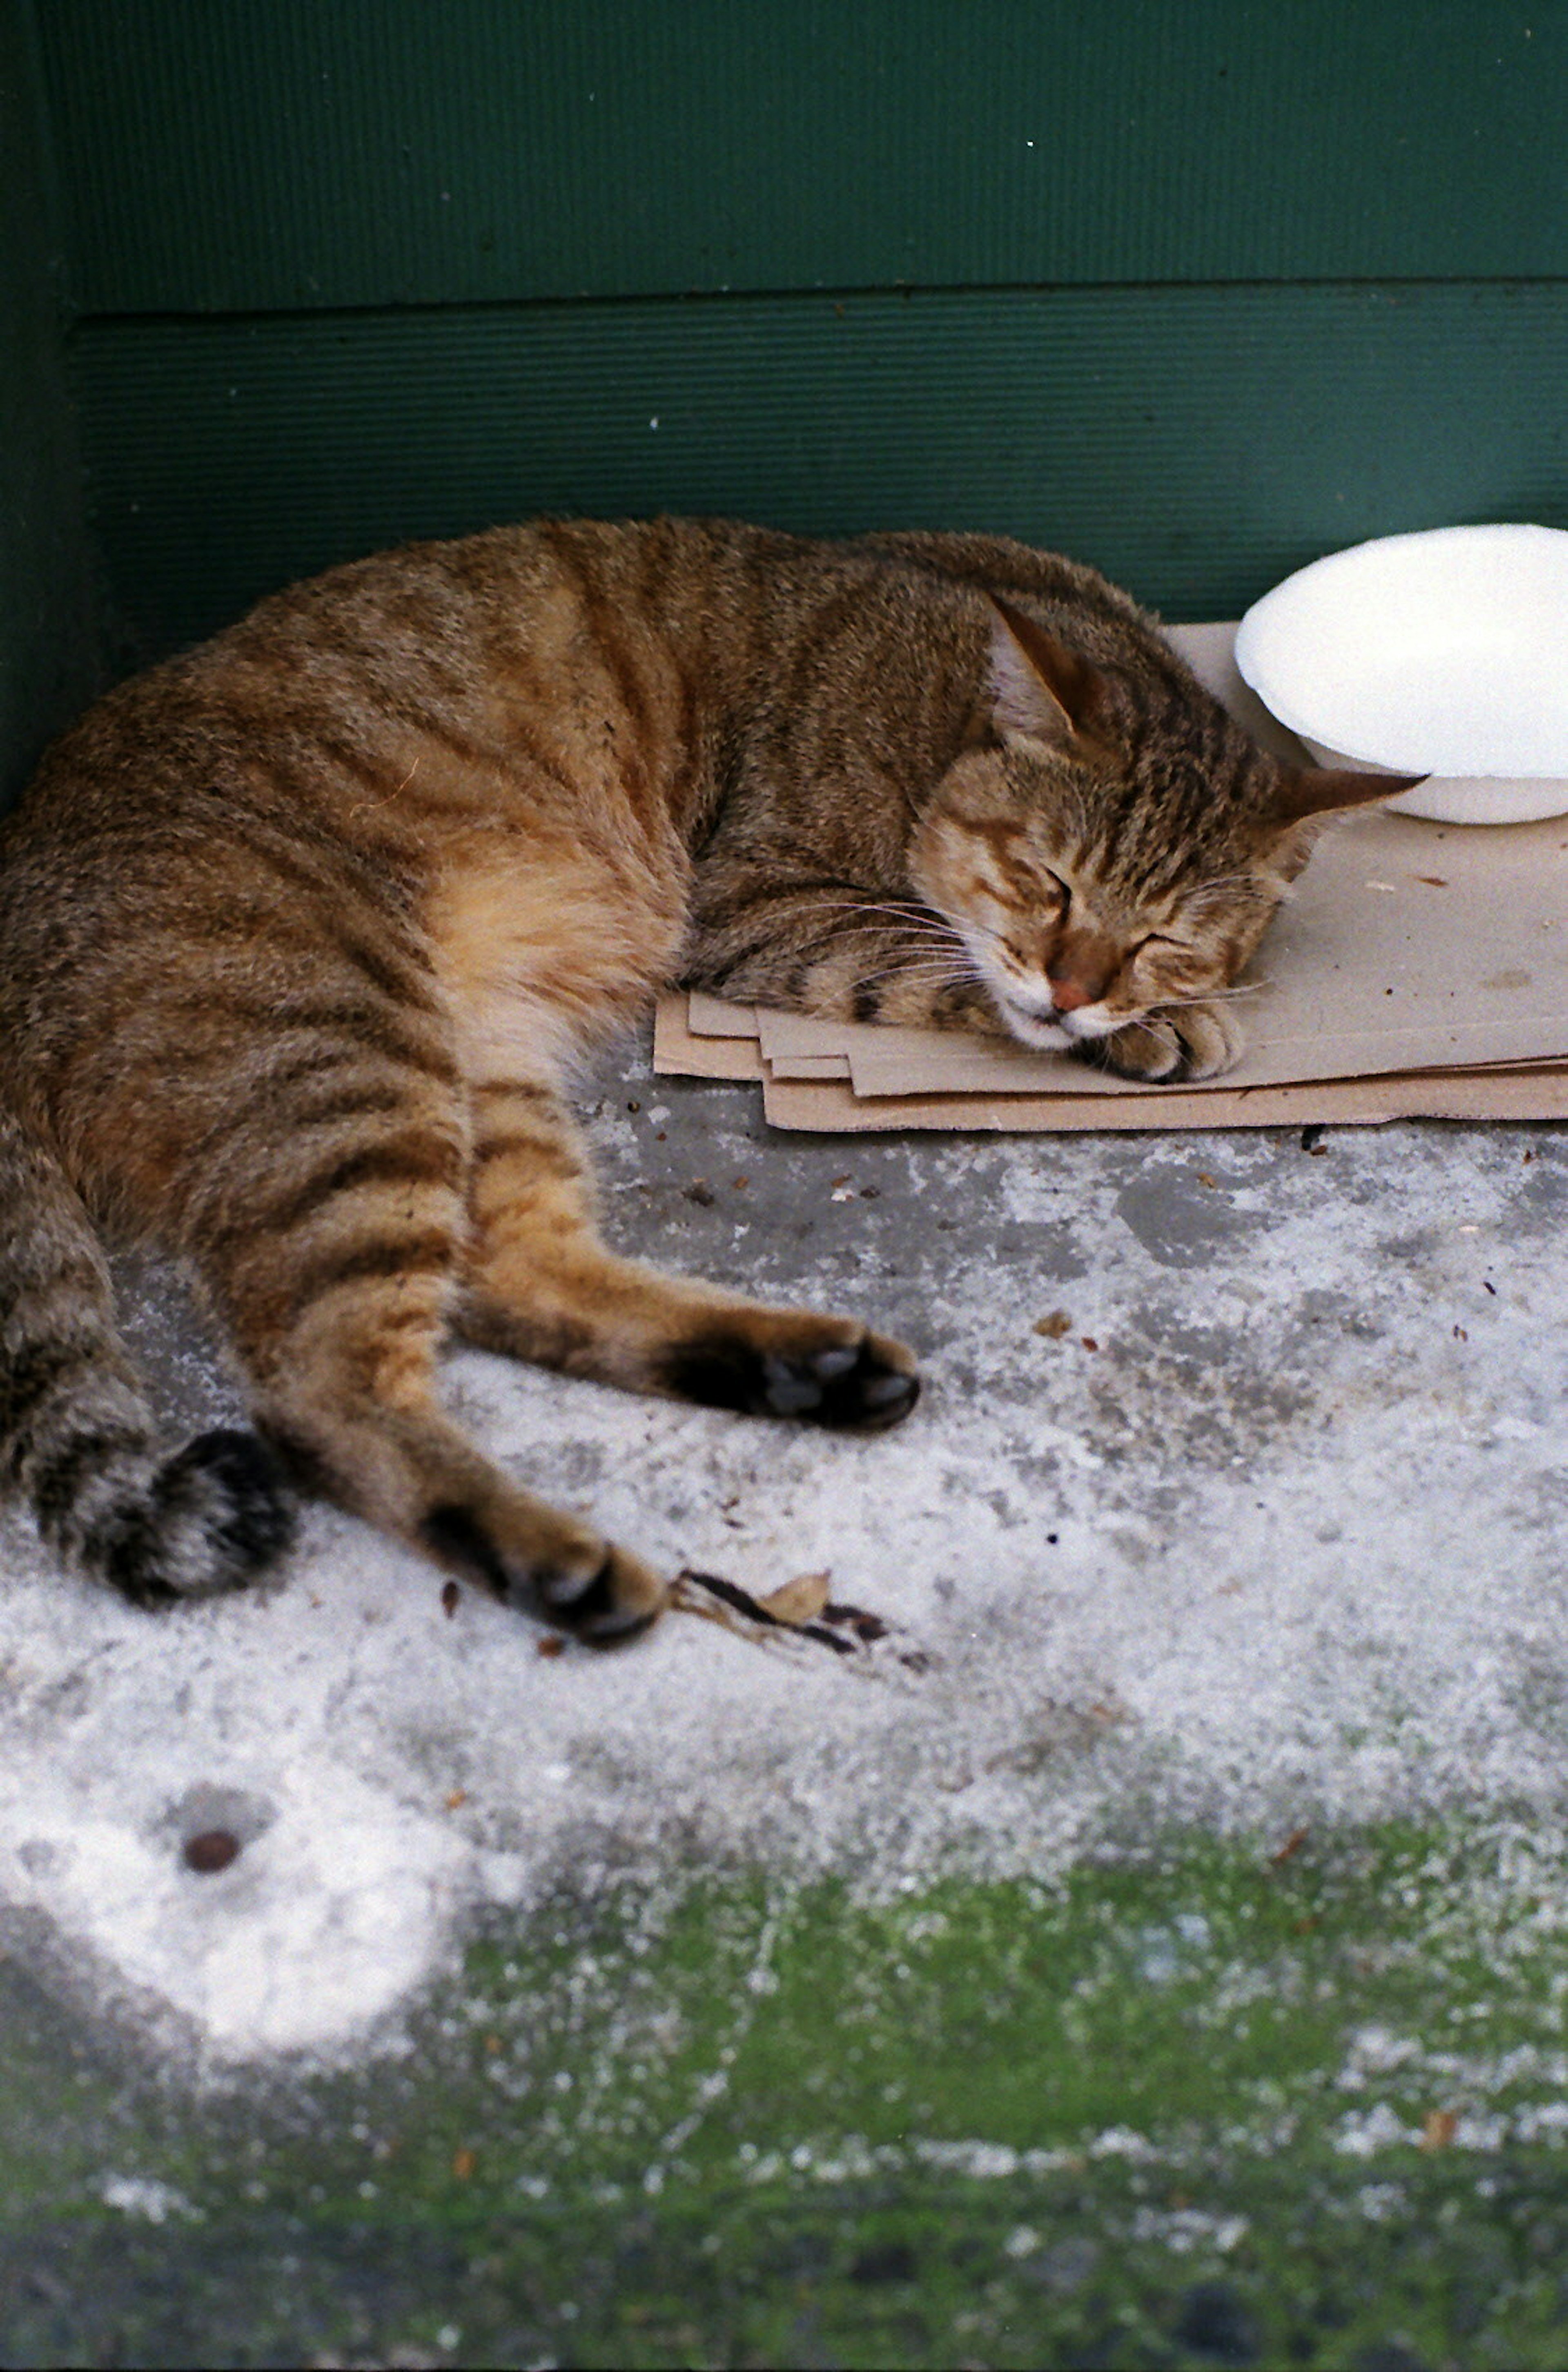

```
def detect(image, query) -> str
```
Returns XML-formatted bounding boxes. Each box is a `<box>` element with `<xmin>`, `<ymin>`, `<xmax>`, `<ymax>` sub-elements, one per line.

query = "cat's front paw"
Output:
<box><xmin>421</xmin><ymin>1501</ymin><xmax>667</xmax><ymax>1646</ymax></box>
<box><xmin>1085</xmin><ymin>1000</ymin><xmax>1244</xmax><ymax>1085</ymax></box>
<box><xmin>660</xmin><ymin>1316</ymin><xmax>920</xmax><ymax>1430</ymax></box>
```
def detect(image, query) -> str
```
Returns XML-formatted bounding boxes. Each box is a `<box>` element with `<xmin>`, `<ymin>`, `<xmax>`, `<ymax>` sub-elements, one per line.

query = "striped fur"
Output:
<box><xmin>0</xmin><ymin>519</ymin><xmax>1389</xmax><ymax>1634</ymax></box>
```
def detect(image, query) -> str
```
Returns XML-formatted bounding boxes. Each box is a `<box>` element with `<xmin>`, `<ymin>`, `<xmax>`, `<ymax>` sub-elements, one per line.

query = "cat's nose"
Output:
<box><xmin>1047</xmin><ymin>976</ymin><xmax>1091</xmax><ymax>1012</ymax></box>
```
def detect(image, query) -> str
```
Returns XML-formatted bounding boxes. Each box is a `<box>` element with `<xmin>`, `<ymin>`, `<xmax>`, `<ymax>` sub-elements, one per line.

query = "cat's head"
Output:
<box><xmin>909</xmin><ymin>596</ymin><xmax>1418</xmax><ymax>1053</ymax></box>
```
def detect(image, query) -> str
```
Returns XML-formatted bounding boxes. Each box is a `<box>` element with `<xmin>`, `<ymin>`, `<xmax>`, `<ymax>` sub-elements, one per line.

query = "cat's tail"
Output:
<box><xmin>0</xmin><ymin>1107</ymin><xmax>296</xmax><ymax>1604</ymax></box>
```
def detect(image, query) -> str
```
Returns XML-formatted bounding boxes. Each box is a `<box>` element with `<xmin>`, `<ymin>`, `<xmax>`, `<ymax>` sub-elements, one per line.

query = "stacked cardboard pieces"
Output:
<box><xmin>653</xmin><ymin>622</ymin><xmax>1568</xmax><ymax>1132</ymax></box>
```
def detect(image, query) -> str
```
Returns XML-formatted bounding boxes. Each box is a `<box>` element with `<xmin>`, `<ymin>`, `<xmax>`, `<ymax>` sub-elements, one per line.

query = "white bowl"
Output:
<box><xmin>1234</xmin><ymin>524</ymin><xmax>1568</xmax><ymax>823</ymax></box>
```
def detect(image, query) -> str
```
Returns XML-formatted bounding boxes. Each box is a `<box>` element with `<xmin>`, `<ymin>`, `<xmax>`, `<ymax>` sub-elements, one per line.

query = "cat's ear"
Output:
<box><xmin>1269</xmin><ymin>764</ymin><xmax>1427</xmax><ymax>826</ymax></box>
<box><xmin>984</xmin><ymin>595</ymin><xmax>1113</xmax><ymax>751</ymax></box>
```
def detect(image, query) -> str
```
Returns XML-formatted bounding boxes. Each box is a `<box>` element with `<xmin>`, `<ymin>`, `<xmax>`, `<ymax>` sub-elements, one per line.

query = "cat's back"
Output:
<box><xmin>5</xmin><ymin>515</ymin><xmax>866</xmax><ymax>882</ymax></box>
<box><xmin>0</xmin><ymin>515</ymin><xmax>858</xmax><ymax>1137</ymax></box>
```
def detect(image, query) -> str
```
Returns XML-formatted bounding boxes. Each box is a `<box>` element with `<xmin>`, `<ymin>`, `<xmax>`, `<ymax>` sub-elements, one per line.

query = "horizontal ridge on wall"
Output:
<box><xmin>36</xmin><ymin>0</ymin><xmax>1568</xmax><ymax>314</ymax></box>
<box><xmin>69</xmin><ymin>280</ymin><xmax>1568</xmax><ymax>662</ymax></box>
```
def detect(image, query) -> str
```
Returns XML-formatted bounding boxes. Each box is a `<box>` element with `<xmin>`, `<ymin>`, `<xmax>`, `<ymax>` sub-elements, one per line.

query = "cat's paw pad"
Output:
<box><xmin>1087</xmin><ymin>1001</ymin><xmax>1244</xmax><ymax>1085</ymax></box>
<box><xmin>663</xmin><ymin>1326</ymin><xmax>920</xmax><ymax>1430</ymax></box>
<box><xmin>762</xmin><ymin>1334</ymin><xmax>920</xmax><ymax>1428</ymax></box>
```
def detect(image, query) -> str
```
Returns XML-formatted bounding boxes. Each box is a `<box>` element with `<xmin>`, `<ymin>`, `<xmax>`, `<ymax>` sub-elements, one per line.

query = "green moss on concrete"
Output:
<box><xmin>4</xmin><ymin>1818</ymin><xmax>1568</xmax><ymax>2364</ymax></box>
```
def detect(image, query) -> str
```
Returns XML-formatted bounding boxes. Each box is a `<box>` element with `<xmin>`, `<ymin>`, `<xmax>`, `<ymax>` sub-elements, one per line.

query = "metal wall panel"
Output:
<box><xmin>73</xmin><ymin>283</ymin><xmax>1568</xmax><ymax>656</ymax></box>
<box><xmin>35</xmin><ymin>1</ymin><xmax>1568</xmax><ymax>311</ymax></box>
<box><xmin>25</xmin><ymin>1</ymin><xmax>1568</xmax><ymax>660</ymax></box>
<box><xmin>0</xmin><ymin>0</ymin><xmax>99</xmax><ymax>806</ymax></box>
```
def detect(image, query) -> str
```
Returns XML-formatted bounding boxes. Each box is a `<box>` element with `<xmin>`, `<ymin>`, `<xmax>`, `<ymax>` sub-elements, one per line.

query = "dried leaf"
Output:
<box><xmin>668</xmin><ymin>1569</ymin><xmax>926</xmax><ymax>1675</ymax></box>
<box><xmin>1033</xmin><ymin>1310</ymin><xmax>1072</xmax><ymax>1339</ymax></box>
<box><xmin>759</xmin><ymin>1569</ymin><xmax>831</xmax><ymax>1626</ymax></box>
<box><xmin>1421</xmin><ymin>2109</ymin><xmax>1457</xmax><ymax>2150</ymax></box>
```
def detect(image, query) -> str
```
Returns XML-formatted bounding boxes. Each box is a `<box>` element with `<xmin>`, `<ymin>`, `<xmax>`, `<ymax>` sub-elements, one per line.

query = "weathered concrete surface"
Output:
<box><xmin>4</xmin><ymin>1027</ymin><xmax>1568</xmax><ymax>2362</ymax></box>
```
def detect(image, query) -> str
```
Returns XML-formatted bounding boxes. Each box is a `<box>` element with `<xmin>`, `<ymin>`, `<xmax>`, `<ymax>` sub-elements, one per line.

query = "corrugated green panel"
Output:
<box><xmin>70</xmin><ymin>281</ymin><xmax>1568</xmax><ymax>658</ymax></box>
<box><xmin>0</xmin><ymin>0</ymin><xmax>98</xmax><ymax>809</ymax></box>
<box><xmin>35</xmin><ymin>0</ymin><xmax>1568</xmax><ymax>313</ymax></box>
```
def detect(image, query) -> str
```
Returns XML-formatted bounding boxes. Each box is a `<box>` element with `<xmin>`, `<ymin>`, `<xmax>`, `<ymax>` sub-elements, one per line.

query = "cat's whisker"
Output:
<box><xmin>890</xmin><ymin>974</ymin><xmax>984</xmax><ymax>994</ymax></box>
<box><xmin>775</xmin><ymin>894</ymin><xmax>940</xmax><ymax>922</ymax></box>
<box><xmin>791</xmin><ymin>932</ymin><xmax>971</xmax><ymax>968</ymax></box>
<box><xmin>1141</xmin><ymin>984</ymin><xmax>1263</xmax><ymax>1018</ymax></box>
<box><xmin>844</xmin><ymin>959</ymin><xmax>982</xmax><ymax>992</ymax></box>
<box><xmin>785</xmin><ymin>897</ymin><xmax>967</xmax><ymax>945</ymax></box>
<box><xmin>795</xmin><ymin>935</ymin><xmax>974</xmax><ymax>973</ymax></box>
<box><xmin>1186</xmin><ymin>875</ymin><xmax>1284</xmax><ymax>914</ymax></box>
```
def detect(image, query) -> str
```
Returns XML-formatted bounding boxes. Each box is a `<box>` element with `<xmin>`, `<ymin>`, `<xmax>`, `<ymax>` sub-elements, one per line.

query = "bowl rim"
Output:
<box><xmin>1234</xmin><ymin>522</ymin><xmax>1568</xmax><ymax>779</ymax></box>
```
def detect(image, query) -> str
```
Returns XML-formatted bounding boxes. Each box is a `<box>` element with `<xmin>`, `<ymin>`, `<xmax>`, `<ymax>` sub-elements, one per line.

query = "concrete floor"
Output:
<box><xmin>4</xmin><ymin>1024</ymin><xmax>1568</xmax><ymax>2363</ymax></box>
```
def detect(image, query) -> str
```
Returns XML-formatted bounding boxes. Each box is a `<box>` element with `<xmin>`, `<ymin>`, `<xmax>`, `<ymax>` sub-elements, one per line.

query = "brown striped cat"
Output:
<box><xmin>0</xmin><ymin>518</ymin><xmax>1408</xmax><ymax>1640</ymax></box>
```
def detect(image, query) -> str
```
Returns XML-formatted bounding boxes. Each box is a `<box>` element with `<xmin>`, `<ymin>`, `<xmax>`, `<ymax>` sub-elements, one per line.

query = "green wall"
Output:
<box><xmin>0</xmin><ymin>1</ymin><xmax>98</xmax><ymax>807</ymax></box>
<box><xmin>10</xmin><ymin>2</ymin><xmax>1568</xmax><ymax>709</ymax></box>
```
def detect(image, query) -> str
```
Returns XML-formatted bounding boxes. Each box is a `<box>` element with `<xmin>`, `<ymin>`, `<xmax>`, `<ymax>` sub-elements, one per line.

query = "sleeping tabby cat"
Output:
<box><xmin>0</xmin><ymin>518</ymin><xmax>1408</xmax><ymax>1640</ymax></box>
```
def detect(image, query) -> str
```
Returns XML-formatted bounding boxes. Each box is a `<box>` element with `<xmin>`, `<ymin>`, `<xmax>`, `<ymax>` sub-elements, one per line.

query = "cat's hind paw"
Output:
<box><xmin>1082</xmin><ymin>1000</ymin><xmax>1244</xmax><ymax>1085</ymax></box>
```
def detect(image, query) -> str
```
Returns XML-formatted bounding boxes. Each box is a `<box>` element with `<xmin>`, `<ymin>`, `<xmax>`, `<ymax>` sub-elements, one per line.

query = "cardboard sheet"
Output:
<box><xmin>654</xmin><ymin>622</ymin><xmax>1568</xmax><ymax>1132</ymax></box>
<box><xmin>758</xmin><ymin>1068</ymin><xmax>1568</xmax><ymax>1134</ymax></box>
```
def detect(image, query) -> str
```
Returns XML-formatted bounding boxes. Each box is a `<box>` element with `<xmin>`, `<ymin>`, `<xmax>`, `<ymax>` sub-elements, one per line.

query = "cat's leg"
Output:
<box><xmin>189</xmin><ymin>1090</ymin><xmax>664</xmax><ymax>1643</ymax></box>
<box><xmin>686</xmin><ymin>875</ymin><xmax>1005</xmax><ymax>1033</ymax></box>
<box><xmin>1079</xmin><ymin>1002</ymin><xmax>1245</xmax><ymax>1084</ymax></box>
<box><xmin>457</xmin><ymin>1077</ymin><xmax>919</xmax><ymax>1427</ymax></box>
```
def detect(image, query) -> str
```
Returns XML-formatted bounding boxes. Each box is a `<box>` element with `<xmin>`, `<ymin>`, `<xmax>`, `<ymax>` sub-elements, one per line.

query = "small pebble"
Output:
<box><xmin>183</xmin><ymin>1829</ymin><xmax>240</xmax><ymax>1875</ymax></box>
<box><xmin>441</xmin><ymin>1580</ymin><xmax>461</xmax><ymax>1618</ymax></box>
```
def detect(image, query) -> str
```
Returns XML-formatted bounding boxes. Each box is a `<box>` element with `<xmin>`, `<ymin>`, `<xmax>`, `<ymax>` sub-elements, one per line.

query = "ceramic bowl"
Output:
<box><xmin>1234</xmin><ymin>524</ymin><xmax>1568</xmax><ymax>823</ymax></box>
